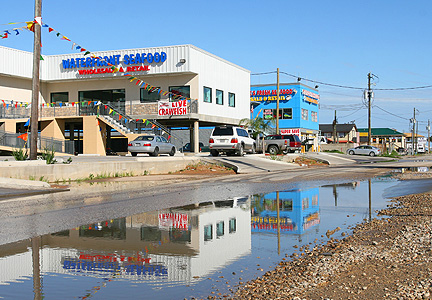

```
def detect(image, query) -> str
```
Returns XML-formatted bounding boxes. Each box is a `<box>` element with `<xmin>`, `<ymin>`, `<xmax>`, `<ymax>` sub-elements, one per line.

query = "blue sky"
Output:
<box><xmin>1</xmin><ymin>0</ymin><xmax>432</xmax><ymax>134</ymax></box>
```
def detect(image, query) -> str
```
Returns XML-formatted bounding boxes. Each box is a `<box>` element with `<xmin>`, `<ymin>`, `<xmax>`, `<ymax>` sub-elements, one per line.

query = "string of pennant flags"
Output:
<box><xmin>1</xmin><ymin>18</ymin><xmax>195</xmax><ymax>101</ymax></box>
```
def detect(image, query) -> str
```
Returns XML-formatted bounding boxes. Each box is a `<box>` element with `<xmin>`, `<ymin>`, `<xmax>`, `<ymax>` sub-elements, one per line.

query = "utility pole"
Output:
<box><xmin>276</xmin><ymin>68</ymin><xmax>280</xmax><ymax>134</ymax></box>
<box><xmin>427</xmin><ymin>120</ymin><xmax>430</xmax><ymax>154</ymax></box>
<box><xmin>332</xmin><ymin>110</ymin><xmax>337</xmax><ymax>144</ymax></box>
<box><xmin>367</xmin><ymin>73</ymin><xmax>372</xmax><ymax>145</ymax></box>
<box><xmin>29</xmin><ymin>0</ymin><xmax>42</xmax><ymax>160</ymax></box>
<box><xmin>411</xmin><ymin>108</ymin><xmax>416</xmax><ymax>155</ymax></box>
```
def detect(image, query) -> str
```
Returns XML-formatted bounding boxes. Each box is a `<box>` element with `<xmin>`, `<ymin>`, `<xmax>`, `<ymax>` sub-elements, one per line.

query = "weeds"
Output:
<box><xmin>12</xmin><ymin>148</ymin><xmax>28</xmax><ymax>161</ymax></box>
<box><xmin>269</xmin><ymin>154</ymin><xmax>282</xmax><ymax>161</ymax></box>
<box><xmin>63</xmin><ymin>157</ymin><xmax>73</xmax><ymax>164</ymax></box>
<box><xmin>39</xmin><ymin>147</ymin><xmax>57</xmax><ymax>164</ymax></box>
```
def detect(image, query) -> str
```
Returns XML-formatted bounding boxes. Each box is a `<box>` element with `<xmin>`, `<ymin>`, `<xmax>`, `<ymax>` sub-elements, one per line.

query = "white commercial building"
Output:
<box><xmin>0</xmin><ymin>44</ymin><xmax>250</xmax><ymax>155</ymax></box>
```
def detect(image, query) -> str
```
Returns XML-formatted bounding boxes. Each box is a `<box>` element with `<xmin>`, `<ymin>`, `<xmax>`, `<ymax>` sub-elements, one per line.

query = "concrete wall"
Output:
<box><xmin>0</xmin><ymin>157</ymin><xmax>203</xmax><ymax>181</ymax></box>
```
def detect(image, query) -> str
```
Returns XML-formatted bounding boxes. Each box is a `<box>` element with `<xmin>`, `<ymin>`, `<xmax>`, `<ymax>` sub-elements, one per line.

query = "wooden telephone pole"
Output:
<box><xmin>29</xmin><ymin>0</ymin><xmax>42</xmax><ymax>160</ymax></box>
<box><xmin>276</xmin><ymin>68</ymin><xmax>280</xmax><ymax>134</ymax></box>
<box><xmin>367</xmin><ymin>73</ymin><xmax>372</xmax><ymax>145</ymax></box>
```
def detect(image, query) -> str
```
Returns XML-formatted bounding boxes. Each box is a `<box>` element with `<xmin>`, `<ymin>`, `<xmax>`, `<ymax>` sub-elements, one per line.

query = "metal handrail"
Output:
<box><xmin>0</xmin><ymin>129</ymin><xmax>75</xmax><ymax>155</ymax></box>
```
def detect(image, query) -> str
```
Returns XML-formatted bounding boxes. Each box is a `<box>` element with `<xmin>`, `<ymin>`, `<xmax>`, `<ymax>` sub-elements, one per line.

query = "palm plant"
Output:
<box><xmin>239</xmin><ymin>116</ymin><xmax>275</xmax><ymax>139</ymax></box>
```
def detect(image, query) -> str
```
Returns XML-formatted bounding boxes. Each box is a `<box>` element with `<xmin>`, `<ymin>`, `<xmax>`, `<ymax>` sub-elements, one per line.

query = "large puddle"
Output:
<box><xmin>0</xmin><ymin>176</ymin><xmax>428</xmax><ymax>299</ymax></box>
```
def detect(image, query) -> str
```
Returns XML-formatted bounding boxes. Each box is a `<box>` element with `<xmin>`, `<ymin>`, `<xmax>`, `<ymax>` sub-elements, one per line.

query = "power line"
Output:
<box><xmin>374</xmin><ymin>105</ymin><xmax>410</xmax><ymax>121</ymax></box>
<box><xmin>252</xmin><ymin>70</ymin><xmax>432</xmax><ymax>91</ymax></box>
<box><xmin>279</xmin><ymin>71</ymin><xmax>364</xmax><ymax>90</ymax></box>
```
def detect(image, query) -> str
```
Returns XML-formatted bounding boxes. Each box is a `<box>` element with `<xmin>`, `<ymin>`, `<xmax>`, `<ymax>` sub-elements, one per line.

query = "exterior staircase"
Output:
<box><xmin>99</xmin><ymin>115</ymin><xmax>133</xmax><ymax>135</ymax></box>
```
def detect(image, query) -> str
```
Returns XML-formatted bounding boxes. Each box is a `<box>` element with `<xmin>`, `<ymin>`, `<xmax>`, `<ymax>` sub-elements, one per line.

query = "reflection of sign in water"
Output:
<box><xmin>303</xmin><ymin>212</ymin><xmax>320</xmax><ymax>230</ymax></box>
<box><xmin>63</xmin><ymin>260</ymin><xmax>167</xmax><ymax>276</ymax></box>
<box><xmin>251</xmin><ymin>216</ymin><xmax>296</xmax><ymax>231</ymax></box>
<box><xmin>159</xmin><ymin>213</ymin><xmax>188</xmax><ymax>230</ymax></box>
<box><xmin>62</xmin><ymin>252</ymin><xmax>167</xmax><ymax>277</ymax></box>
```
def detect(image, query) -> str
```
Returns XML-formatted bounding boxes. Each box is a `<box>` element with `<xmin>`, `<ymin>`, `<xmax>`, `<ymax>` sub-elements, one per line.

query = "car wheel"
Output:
<box><xmin>268</xmin><ymin>145</ymin><xmax>279</xmax><ymax>155</ymax></box>
<box><xmin>151</xmin><ymin>147</ymin><xmax>159</xmax><ymax>157</ymax></box>
<box><xmin>131</xmin><ymin>152</ymin><xmax>137</xmax><ymax>157</ymax></box>
<box><xmin>237</xmin><ymin>144</ymin><xmax>244</xmax><ymax>156</ymax></box>
<box><xmin>369</xmin><ymin>151</ymin><xmax>375</xmax><ymax>157</ymax></box>
<box><xmin>169</xmin><ymin>147</ymin><xmax>176</xmax><ymax>156</ymax></box>
<box><xmin>210</xmin><ymin>150</ymin><xmax>219</xmax><ymax>157</ymax></box>
<box><xmin>348</xmin><ymin>150</ymin><xmax>355</xmax><ymax>155</ymax></box>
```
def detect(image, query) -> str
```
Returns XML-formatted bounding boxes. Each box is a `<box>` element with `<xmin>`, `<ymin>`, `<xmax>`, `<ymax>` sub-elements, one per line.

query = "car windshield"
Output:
<box><xmin>212</xmin><ymin>127</ymin><xmax>233</xmax><ymax>136</ymax></box>
<box><xmin>135</xmin><ymin>136</ymin><xmax>155</xmax><ymax>141</ymax></box>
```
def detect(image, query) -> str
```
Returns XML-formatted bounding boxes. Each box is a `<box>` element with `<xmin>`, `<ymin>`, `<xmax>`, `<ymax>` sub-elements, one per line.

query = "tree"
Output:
<box><xmin>239</xmin><ymin>116</ymin><xmax>275</xmax><ymax>139</ymax></box>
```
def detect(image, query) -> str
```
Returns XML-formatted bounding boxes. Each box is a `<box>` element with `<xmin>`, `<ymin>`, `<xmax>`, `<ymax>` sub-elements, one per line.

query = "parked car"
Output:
<box><xmin>182</xmin><ymin>142</ymin><xmax>208</xmax><ymax>152</ymax></box>
<box><xmin>396</xmin><ymin>147</ymin><xmax>407</xmax><ymax>155</ymax></box>
<box><xmin>347</xmin><ymin>145</ymin><xmax>380</xmax><ymax>157</ymax></box>
<box><xmin>209</xmin><ymin>125</ymin><xmax>256</xmax><ymax>156</ymax></box>
<box><xmin>128</xmin><ymin>134</ymin><xmax>176</xmax><ymax>156</ymax></box>
<box><xmin>256</xmin><ymin>134</ymin><xmax>302</xmax><ymax>155</ymax></box>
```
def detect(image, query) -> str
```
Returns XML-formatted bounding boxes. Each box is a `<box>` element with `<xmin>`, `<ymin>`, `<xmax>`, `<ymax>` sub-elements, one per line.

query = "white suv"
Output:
<box><xmin>209</xmin><ymin>126</ymin><xmax>256</xmax><ymax>156</ymax></box>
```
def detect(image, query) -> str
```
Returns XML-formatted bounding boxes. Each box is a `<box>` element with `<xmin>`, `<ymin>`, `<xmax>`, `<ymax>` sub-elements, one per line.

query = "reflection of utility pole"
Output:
<box><xmin>368</xmin><ymin>179</ymin><xmax>372</xmax><ymax>222</ymax></box>
<box><xmin>276</xmin><ymin>191</ymin><xmax>280</xmax><ymax>255</ymax></box>
<box><xmin>30</xmin><ymin>0</ymin><xmax>42</xmax><ymax>160</ymax></box>
<box><xmin>427</xmin><ymin>120</ymin><xmax>430</xmax><ymax>154</ymax></box>
<box><xmin>332</xmin><ymin>184</ymin><xmax>338</xmax><ymax>206</ymax></box>
<box><xmin>276</xmin><ymin>68</ymin><xmax>280</xmax><ymax>134</ymax></box>
<box><xmin>32</xmin><ymin>236</ymin><xmax>42</xmax><ymax>300</ymax></box>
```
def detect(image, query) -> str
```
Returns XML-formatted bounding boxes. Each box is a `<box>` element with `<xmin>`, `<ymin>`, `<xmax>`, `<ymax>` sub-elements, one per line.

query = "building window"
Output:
<box><xmin>79</xmin><ymin>89</ymin><xmax>126</xmax><ymax>113</ymax></box>
<box><xmin>216</xmin><ymin>90</ymin><xmax>223</xmax><ymax>105</ymax></box>
<box><xmin>140</xmin><ymin>87</ymin><xmax>160</xmax><ymax>103</ymax></box>
<box><xmin>204</xmin><ymin>86</ymin><xmax>212</xmax><ymax>103</ymax></box>
<box><xmin>302</xmin><ymin>197</ymin><xmax>309</xmax><ymax>210</ymax></box>
<box><xmin>50</xmin><ymin>92</ymin><xmax>68</xmax><ymax>103</ymax></box>
<box><xmin>169</xmin><ymin>86</ymin><xmax>190</xmax><ymax>101</ymax></box>
<box><xmin>301</xmin><ymin>109</ymin><xmax>309</xmax><ymax>120</ymax></box>
<box><xmin>216</xmin><ymin>221</ymin><xmax>224</xmax><ymax>238</ymax></box>
<box><xmin>204</xmin><ymin>224</ymin><xmax>213</xmax><ymax>241</ymax></box>
<box><xmin>338</xmin><ymin>132</ymin><xmax>345</xmax><ymax>138</ymax></box>
<box><xmin>282</xmin><ymin>108</ymin><xmax>292</xmax><ymax>119</ymax></box>
<box><xmin>229</xmin><ymin>218</ymin><xmax>236</xmax><ymax>233</ymax></box>
<box><xmin>264</xmin><ymin>108</ymin><xmax>292</xmax><ymax>120</ymax></box>
<box><xmin>228</xmin><ymin>92</ymin><xmax>235</xmax><ymax>107</ymax></box>
<box><xmin>311</xmin><ymin>111</ymin><xmax>318</xmax><ymax>122</ymax></box>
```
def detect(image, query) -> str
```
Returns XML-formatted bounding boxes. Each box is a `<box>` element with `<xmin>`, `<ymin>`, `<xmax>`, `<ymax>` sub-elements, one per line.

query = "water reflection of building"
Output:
<box><xmin>251</xmin><ymin>188</ymin><xmax>320</xmax><ymax>235</ymax></box>
<box><xmin>0</xmin><ymin>197</ymin><xmax>251</xmax><ymax>286</ymax></box>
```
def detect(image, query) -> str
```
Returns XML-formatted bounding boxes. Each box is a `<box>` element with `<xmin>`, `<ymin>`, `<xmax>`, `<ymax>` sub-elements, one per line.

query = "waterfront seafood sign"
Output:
<box><xmin>158</xmin><ymin>100</ymin><xmax>188</xmax><ymax>116</ymax></box>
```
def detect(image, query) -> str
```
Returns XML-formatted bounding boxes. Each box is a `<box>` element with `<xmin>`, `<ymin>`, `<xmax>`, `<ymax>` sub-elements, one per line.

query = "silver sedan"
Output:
<box><xmin>347</xmin><ymin>145</ymin><xmax>381</xmax><ymax>157</ymax></box>
<box><xmin>128</xmin><ymin>135</ymin><xmax>176</xmax><ymax>157</ymax></box>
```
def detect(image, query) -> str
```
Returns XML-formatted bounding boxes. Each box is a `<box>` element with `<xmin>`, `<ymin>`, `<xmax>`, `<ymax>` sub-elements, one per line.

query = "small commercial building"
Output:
<box><xmin>0</xmin><ymin>44</ymin><xmax>250</xmax><ymax>155</ymax></box>
<box><xmin>250</xmin><ymin>83</ymin><xmax>319</xmax><ymax>151</ymax></box>
<box><xmin>319</xmin><ymin>123</ymin><xmax>359</xmax><ymax>143</ymax></box>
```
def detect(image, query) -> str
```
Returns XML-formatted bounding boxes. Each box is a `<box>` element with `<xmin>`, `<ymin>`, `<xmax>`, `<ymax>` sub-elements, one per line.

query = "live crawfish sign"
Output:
<box><xmin>158</xmin><ymin>100</ymin><xmax>188</xmax><ymax>116</ymax></box>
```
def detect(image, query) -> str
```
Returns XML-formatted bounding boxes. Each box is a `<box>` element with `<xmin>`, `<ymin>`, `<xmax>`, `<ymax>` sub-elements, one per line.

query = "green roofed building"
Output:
<box><xmin>358</xmin><ymin>128</ymin><xmax>405</xmax><ymax>149</ymax></box>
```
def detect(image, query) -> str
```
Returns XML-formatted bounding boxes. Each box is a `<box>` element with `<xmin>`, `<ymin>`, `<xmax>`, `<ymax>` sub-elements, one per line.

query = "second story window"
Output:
<box><xmin>216</xmin><ymin>90</ymin><xmax>223</xmax><ymax>105</ymax></box>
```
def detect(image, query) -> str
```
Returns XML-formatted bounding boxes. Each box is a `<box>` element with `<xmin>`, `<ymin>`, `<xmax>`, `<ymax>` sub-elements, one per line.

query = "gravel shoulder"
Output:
<box><xmin>222</xmin><ymin>171</ymin><xmax>432</xmax><ymax>300</ymax></box>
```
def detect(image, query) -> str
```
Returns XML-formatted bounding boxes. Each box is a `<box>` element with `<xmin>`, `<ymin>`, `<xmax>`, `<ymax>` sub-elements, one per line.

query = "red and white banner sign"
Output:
<box><xmin>159</xmin><ymin>213</ymin><xmax>188</xmax><ymax>229</ymax></box>
<box><xmin>280</xmin><ymin>128</ymin><xmax>300</xmax><ymax>136</ymax></box>
<box><xmin>158</xmin><ymin>100</ymin><xmax>187</xmax><ymax>116</ymax></box>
